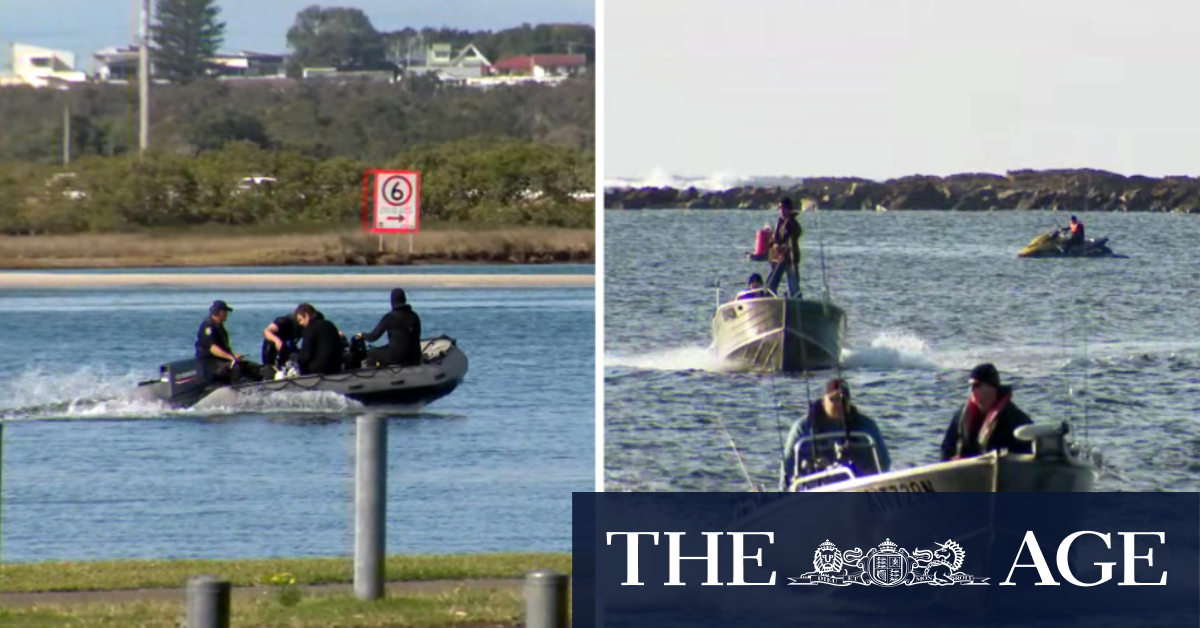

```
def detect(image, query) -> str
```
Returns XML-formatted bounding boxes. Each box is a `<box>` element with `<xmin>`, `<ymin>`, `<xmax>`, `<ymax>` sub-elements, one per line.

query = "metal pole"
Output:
<box><xmin>355</xmin><ymin>414</ymin><xmax>386</xmax><ymax>600</ymax></box>
<box><xmin>138</xmin><ymin>0</ymin><xmax>150</xmax><ymax>152</ymax></box>
<box><xmin>1</xmin><ymin>421</ymin><xmax>5</xmax><ymax>566</ymax></box>
<box><xmin>525</xmin><ymin>570</ymin><xmax>568</xmax><ymax>628</ymax></box>
<box><xmin>187</xmin><ymin>575</ymin><xmax>231</xmax><ymax>628</ymax></box>
<box><xmin>62</xmin><ymin>94</ymin><xmax>70</xmax><ymax>166</ymax></box>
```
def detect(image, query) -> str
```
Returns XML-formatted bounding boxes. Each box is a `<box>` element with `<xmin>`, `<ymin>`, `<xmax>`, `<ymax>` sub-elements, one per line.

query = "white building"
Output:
<box><xmin>0</xmin><ymin>43</ymin><xmax>88</xmax><ymax>88</ymax></box>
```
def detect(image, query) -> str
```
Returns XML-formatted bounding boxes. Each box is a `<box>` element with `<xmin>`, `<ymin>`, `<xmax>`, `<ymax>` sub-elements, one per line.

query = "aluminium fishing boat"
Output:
<box><xmin>712</xmin><ymin>294</ymin><xmax>846</xmax><ymax>371</ymax></box>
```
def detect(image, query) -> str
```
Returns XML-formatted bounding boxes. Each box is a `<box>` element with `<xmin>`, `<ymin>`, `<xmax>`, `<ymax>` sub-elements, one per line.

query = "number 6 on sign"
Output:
<box><xmin>363</xmin><ymin>170</ymin><xmax>420</xmax><ymax>234</ymax></box>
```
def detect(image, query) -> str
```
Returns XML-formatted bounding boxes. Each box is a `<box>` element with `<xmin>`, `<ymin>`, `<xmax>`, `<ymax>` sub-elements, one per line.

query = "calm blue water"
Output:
<box><xmin>0</xmin><ymin>283</ymin><xmax>594</xmax><ymax>562</ymax></box>
<box><xmin>605</xmin><ymin>209</ymin><xmax>1200</xmax><ymax>492</ymax></box>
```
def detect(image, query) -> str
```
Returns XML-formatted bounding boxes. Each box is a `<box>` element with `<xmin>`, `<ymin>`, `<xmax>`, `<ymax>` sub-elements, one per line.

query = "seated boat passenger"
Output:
<box><xmin>940</xmin><ymin>363</ymin><xmax>1033</xmax><ymax>461</ymax></box>
<box><xmin>780</xmin><ymin>378</ymin><xmax>891</xmax><ymax>491</ymax></box>
<box><xmin>294</xmin><ymin>303</ymin><xmax>345</xmax><ymax>376</ymax></box>
<box><xmin>356</xmin><ymin>288</ymin><xmax>423</xmax><ymax>367</ymax></box>
<box><xmin>195</xmin><ymin>300</ymin><xmax>262</xmax><ymax>385</ymax></box>
<box><xmin>735</xmin><ymin>273</ymin><xmax>772</xmax><ymax>300</ymax></box>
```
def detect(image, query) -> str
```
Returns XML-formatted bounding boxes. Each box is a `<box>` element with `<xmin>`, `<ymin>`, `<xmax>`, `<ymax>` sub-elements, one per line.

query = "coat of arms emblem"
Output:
<box><xmin>789</xmin><ymin>538</ymin><xmax>989</xmax><ymax>587</ymax></box>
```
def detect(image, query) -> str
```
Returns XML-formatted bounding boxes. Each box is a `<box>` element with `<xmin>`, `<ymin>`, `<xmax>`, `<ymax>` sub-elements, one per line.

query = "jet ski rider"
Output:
<box><xmin>195</xmin><ymin>300</ymin><xmax>262</xmax><ymax>386</ymax></box>
<box><xmin>1064</xmin><ymin>215</ymin><xmax>1085</xmax><ymax>252</ymax></box>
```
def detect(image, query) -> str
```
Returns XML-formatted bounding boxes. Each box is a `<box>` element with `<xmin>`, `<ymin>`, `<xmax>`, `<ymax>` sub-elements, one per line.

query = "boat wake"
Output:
<box><xmin>842</xmin><ymin>330</ymin><xmax>939</xmax><ymax>370</ymax></box>
<box><xmin>605</xmin><ymin>345</ymin><xmax>730</xmax><ymax>372</ymax></box>
<box><xmin>0</xmin><ymin>365</ymin><xmax>370</xmax><ymax>421</ymax></box>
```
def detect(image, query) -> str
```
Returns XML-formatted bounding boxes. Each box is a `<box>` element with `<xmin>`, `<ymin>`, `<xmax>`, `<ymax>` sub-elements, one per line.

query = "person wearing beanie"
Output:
<box><xmin>736</xmin><ymin>273</ymin><xmax>770</xmax><ymax>300</ymax></box>
<box><xmin>780</xmin><ymin>377</ymin><xmax>890</xmax><ymax>491</ymax></box>
<box><xmin>765</xmin><ymin>197</ymin><xmax>803</xmax><ymax>298</ymax></box>
<box><xmin>940</xmin><ymin>363</ymin><xmax>1034</xmax><ymax>461</ymax></box>
<box><xmin>356</xmin><ymin>288</ymin><xmax>423</xmax><ymax>367</ymax></box>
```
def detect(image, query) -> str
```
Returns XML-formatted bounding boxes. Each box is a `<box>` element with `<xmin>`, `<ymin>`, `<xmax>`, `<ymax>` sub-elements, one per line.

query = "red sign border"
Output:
<box><xmin>361</xmin><ymin>169</ymin><xmax>421</xmax><ymax>234</ymax></box>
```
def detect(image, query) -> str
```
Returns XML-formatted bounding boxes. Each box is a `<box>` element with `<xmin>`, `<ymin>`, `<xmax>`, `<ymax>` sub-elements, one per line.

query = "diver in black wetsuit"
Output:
<box><xmin>356</xmin><ymin>288</ymin><xmax>423</xmax><ymax>367</ymax></box>
<box><xmin>262</xmin><ymin>312</ymin><xmax>301</xmax><ymax>367</ymax></box>
<box><xmin>294</xmin><ymin>303</ymin><xmax>344</xmax><ymax>375</ymax></box>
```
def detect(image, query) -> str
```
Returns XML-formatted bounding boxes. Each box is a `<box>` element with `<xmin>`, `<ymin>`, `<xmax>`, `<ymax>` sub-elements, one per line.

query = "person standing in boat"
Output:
<box><xmin>780</xmin><ymin>378</ymin><xmax>890</xmax><ymax>491</ymax></box>
<box><xmin>356</xmin><ymin>288</ymin><xmax>423</xmax><ymax>367</ymax></box>
<box><xmin>195</xmin><ymin>300</ymin><xmax>260</xmax><ymax>385</ymax></box>
<box><xmin>940</xmin><ymin>363</ymin><xmax>1033</xmax><ymax>461</ymax></box>
<box><xmin>766</xmin><ymin>197</ymin><xmax>803</xmax><ymax>298</ymax></box>
<box><xmin>294</xmin><ymin>303</ymin><xmax>345</xmax><ymax>375</ymax></box>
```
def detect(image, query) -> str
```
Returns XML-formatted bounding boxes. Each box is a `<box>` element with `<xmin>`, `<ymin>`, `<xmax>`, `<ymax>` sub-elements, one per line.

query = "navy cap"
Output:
<box><xmin>210</xmin><ymin>300</ymin><xmax>234</xmax><ymax>314</ymax></box>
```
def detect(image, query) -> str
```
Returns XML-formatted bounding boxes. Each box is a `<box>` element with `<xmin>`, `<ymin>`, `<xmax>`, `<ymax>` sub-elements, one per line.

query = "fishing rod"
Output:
<box><xmin>714</xmin><ymin>412</ymin><xmax>761</xmax><ymax>492</ymax></box>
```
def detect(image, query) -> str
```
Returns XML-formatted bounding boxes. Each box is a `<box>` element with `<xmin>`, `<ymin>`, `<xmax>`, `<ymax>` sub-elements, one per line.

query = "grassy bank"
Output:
<box><xmin>0</xmin><ymin>553</ymin><xmax>571</xmax><ymax>627</ymax></box>
<box><xmin>0</xmin><ymin>226</ymin><xmax>594</xmax><ymax>269</ymax></box>
<box><xmin>0</xmin><ymin>552</ymin><xmax>571</xmax><ymax>593</ymax></box>
<box><xmin>0</xmin><ymin>587</ymin><xmax>531</xmax><ymax>628</ymax></box>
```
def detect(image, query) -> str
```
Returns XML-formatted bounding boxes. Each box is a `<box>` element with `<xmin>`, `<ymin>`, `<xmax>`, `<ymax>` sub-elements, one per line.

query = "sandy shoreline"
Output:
<box><xmin>0</xmin><ymin>273</ymin><xmax>594</xmax><ymax>289</ymax></box>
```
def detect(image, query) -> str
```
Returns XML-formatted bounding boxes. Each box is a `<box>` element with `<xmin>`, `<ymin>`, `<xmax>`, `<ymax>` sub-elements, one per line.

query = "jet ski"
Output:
<box><xmin>1017</xmin><ymin>228</ymin><xmax>1126</xmax><ymax>258</ymax></box>
<box><xmin>134</xmin><ymin>335</ymin><xmax>467</xmax><ymax>409</ymax></box>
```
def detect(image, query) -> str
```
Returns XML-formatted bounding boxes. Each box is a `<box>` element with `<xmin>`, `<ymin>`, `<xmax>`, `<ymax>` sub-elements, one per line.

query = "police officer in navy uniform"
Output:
<box><xmin>196</xmin><ymin>300</ymin><xmax>260</xmax><ymax>385</ymax></box>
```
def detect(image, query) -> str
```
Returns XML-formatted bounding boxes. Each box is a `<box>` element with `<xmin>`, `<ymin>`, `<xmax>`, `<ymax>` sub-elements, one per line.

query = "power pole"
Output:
<box><xmin>139</xmin><ymin>0</ymin><xmax>150</xmax><ymax>152</ymax></box>
<box><xmin>62</xmin><ymin>94</ymin><xmax>71</xmax><ymax>166</ymax></box>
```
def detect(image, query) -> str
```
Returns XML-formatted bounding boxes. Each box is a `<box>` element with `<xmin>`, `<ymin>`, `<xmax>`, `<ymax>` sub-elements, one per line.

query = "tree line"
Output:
<box><xmin>0</xmin><ymin>139</ymin><xmax>594</xmax><ymax>235</ymax></box>
<box><xmin>151</xmin><ymin>1</ymin><xmax>593</xmax><ymax>83</ymax></box>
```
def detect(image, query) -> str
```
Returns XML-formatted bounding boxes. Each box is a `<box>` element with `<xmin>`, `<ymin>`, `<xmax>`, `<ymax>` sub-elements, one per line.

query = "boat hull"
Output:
<box><xmin>134</xmin><ymin>337</ymin><xmax>468</xmax><ymax>410</ymax></box>
<box><xmin>712</xmin><ymin>297</ymin><xmax>846</xmax><ymax>371</ymax></box>
<box><xmin>796</xmin><ymin>452</ymin><xmax>1097</xmax><ymax>493</ymax></box>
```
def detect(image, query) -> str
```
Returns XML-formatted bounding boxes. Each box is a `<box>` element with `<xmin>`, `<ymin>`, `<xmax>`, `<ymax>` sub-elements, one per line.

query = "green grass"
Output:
<box><xmin>0</xmin><ymin>587</ymin><xmax>532</xmax><ymax>628</ymax></box>
<box><xmin>0</xmin><ymin>552</ymin><xmax>571</xmax><ymax>593</ymax></box>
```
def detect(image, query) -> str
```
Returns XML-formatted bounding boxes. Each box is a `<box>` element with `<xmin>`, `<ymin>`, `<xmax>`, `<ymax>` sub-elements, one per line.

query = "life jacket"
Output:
<box><xmin>957</xmin><ymin>390</ymin><xmax>1012</xmax><ymax>458</ymax></box>
<box><xmin>1070</xmin><ymin>222</ymin><xmax>1082</xmax><ymax>235</ymax></box>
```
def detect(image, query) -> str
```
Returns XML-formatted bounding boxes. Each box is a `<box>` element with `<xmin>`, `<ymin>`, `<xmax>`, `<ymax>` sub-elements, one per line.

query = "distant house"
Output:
<box><xmin>93</xmin><ymin>47</ymin><xmax>285</xmax><ymax>82</ymax></box>
<box><xmin>208</xmin><ymin>51</ymin><xmax>286</xmax><ymax>79</ymax></box>
<box><xmin>93</xmin><ymin>46</ymin><xmax>144</xmax><ymax>83</ymax></box>
<box><xmin>0</xmin><ymin>43</ymin><xmax>88</xmax><ymax>88</ymax></box>
<box><xmin>491</xmin><ymin>54</ymin><xmax>587</xmax><ymax>78</ymax></box>
<box><xmin>302</xmin><ymin>62</ymin><xmax>400</xmax><ymax>83</ymax></box>
<box><xmin>398</xmin><ymin>42</ymin><xmax>492</xmax><ymax>80</ymax></box>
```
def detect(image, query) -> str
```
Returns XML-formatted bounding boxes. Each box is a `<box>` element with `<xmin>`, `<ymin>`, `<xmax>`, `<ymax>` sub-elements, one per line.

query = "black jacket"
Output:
<box><xmin>297</xmin><ymin>318</ymin><xmax>344</xmax><ymax>375</ymax></box>
<box><xmin>940</xmin><ymin>386</ymin><xmax>1034</xmax><ymax>460</ymax></box>
<box><xmin>772</xmin><ymin>213</ymin><xmax>802</xmax><ymax>263</ymax></box>
<box><xmin>363</xmin><ymin>288</ymin><xmax>422</xmax><ymax>366</ymax></box>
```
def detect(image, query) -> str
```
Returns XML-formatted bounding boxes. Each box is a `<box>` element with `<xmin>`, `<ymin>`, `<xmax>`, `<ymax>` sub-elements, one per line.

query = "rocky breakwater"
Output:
<box><xmin>605</xmin><ymin>169</ymin><xmax>1200</xmax><ymax>213</ymax></box>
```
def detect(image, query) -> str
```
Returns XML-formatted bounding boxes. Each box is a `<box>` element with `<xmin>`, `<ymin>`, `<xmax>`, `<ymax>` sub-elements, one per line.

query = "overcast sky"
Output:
<box><xmin>606</xmin><ymin>0</ymin><xmax>1200</xmax><ymax>181</ymax></box>
<box><xmin>1</xmin><ymin>0</ymin><xmax>593</xmax><ymax>69</ymax></box>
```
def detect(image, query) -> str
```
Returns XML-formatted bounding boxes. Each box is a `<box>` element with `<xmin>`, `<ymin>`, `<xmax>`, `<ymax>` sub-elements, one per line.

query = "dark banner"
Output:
<box><xmin>573</xmin><ymin>493</ymin><xmax>1199</xmax><ymax>628</ymax></box>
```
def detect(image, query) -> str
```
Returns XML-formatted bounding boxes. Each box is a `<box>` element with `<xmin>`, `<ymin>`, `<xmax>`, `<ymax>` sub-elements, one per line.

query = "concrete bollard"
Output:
<box><xmin>525</xmin><ymin>569</ymin><xmax>569</xmax><ymax>628</ymax></box>
<box><xmin>187</xmin><ymin>575</ymin><xmax>231</xmax><ymax>628</ymax></box>
<box><xmin>355</xmin><ymin>414</ymin><xmax>387</xmax><ymax>600</ymax></box>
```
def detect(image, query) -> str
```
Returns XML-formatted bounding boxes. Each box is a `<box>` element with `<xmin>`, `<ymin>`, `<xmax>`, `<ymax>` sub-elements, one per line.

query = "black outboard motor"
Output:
<box><xmin>345</xmin><ymin>335</ymin><xmax>368</xmax><ymax>370</ymax></box>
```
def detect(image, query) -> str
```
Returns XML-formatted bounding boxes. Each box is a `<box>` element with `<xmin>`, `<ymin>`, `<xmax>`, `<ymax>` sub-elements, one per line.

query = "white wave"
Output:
<box><xmin>605</xmin><ymin>168</ymin><xmax>809</xmax><ymax>192</ymax></box>
<box><xmin>0</xmin><ymin>364</ymin><xmax>365</xmax><ymax>421</ymax></box>
<box><xmin>606</xmin><ymin>345</ymin><xmax>730</xmax><ymax>372</ymax></box>
<box><xmin>842</xmin><ymin>330</ymin><xmax>938</xmax><ymax>370</ymax></box>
